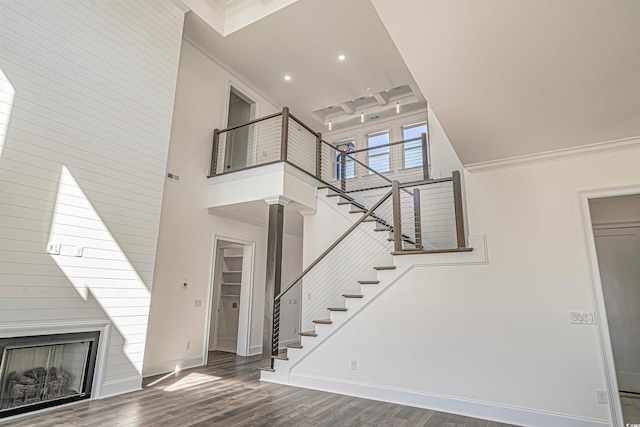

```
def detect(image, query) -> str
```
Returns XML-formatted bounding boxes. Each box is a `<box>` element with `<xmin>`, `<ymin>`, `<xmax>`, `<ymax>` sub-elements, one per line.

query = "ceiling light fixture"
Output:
<box><xmin>338</xmin><ymin>54</ymin><xmax>346</xmax><ymax>61</ymax></box>
<box><xmin>328</xmin><ymin>120</ymin><xmax>332</xmax><ymax>131</ymax></box>
<box><xmin>396</xmin><ymin>100</ymin><xmax>400</xmax><ymax>114</ymax></box>
<box><xmin>284</xmin><ymin>75</ymin><xmax>292</xmax><ymax>81</ymax></box>
<box><xmin>360</xmin><ymin>111</ymin><xmax>365</xmax><ymax>123</ymax></box>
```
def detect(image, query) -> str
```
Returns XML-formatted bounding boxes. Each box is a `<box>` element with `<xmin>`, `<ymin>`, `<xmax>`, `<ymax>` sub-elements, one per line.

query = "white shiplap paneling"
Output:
<box><xmin>0</xmin><ymin>0</ymin><xmax>185</xmax><ymax>395</ymax></box>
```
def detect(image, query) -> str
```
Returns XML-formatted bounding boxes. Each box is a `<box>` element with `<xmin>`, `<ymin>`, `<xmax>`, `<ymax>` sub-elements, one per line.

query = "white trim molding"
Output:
<box><xmin>286</xmin><ymin>373</ymin><xmax>610</xmax><ymax>427</ymax></box>
<box><xmin>592</xmin><ymin>220</ymin><xmax>640</xmax><ymax>230</ymax></box>
<box><xmin>465</xmin><ymin>136</ymin><xmax>640</xmax><ymax>173</ymax></box>
<box><xmin>578</xmin><ymin>183</ymin><xmax>640</xmax><ymax>427</ymax></box>
<box><xmin>142</xmin><ymin>356</ymin><xmax>204</xmax><ymax>378</ymax></box>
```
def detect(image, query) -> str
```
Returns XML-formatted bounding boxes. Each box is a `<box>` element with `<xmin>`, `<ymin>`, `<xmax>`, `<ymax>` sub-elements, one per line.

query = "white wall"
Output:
<box><xmin>143</xmin><ymin>39</ymin><xmax>305</xmax><ymax>374</ymax></box>
<box><xmin>291</xmin><ymin>146</ymin><xmax>640</xmax><ymax>426</ymax></box>
<box><xmin>0</xmin><ymin>0</ymin><xmax>185</xmax><ymax>397</ymax></box>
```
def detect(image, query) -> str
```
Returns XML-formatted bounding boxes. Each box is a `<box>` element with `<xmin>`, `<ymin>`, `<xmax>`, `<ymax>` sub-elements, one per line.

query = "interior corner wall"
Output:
<box><xmin>0</xmin><ymin>0</ymin><xmax>185</xmax><ymax>397</ymax></box>
<box><xmin>291</xmin><ymin>146</ymin><xmax>640</xmax><ymax>426</ymax></box>
<box><xmin>143</xmin><ymin>39</ymin><xmax>283</xmax><ymax>375</ymax></box>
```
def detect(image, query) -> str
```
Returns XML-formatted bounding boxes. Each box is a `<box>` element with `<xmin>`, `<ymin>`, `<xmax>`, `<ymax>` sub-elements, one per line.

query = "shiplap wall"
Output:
<box><xmin>0</xmin><ymin>0</ymin><xmax>185</xmax><ymax>396</ymax></box>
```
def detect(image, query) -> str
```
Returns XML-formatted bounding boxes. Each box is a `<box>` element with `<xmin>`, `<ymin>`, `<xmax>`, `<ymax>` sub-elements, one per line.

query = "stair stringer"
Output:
<box><xmin>260</xmin><ymin>259</ymin><xmax>414</xmax><ymax>385</ymax></box>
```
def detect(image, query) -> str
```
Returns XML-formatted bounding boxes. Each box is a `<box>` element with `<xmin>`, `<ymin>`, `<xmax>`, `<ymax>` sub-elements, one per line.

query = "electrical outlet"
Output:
<box><xmin>293</xmin><ymin>299</ymin><xmax>297</xmax><ymax>304</ymax></box>
<box><xmin>185</xmin><ymin>341</ymin><xmax>190</xmax><ymax>350</ymax></box>
<box><xmin>194</xmin><ymin>299</ymin><xmax>202</xmax><ymax>307</ymax></box>
<box><xmin>46</xmin><ymin>242</ymin><xmax>60</xmax><ymax>255</ymax></box>
<box><xmin>75</xmin><ymin>246</ymin><xmax>84</xmax><ymax>257</ymax></box>
<box><xmin>350</xmin><ymin>360</ymin><xmax>357</xmax><ymax>371</ymax></box>
<box><xmin>294</xmin><ymin>328</ymin><xmax>297</xmax><ymax>334</ymax></box>
<box><xmin>596</xmin><ymin>389</ymin><xmax>608</xmax><ymax>404</ymax></box>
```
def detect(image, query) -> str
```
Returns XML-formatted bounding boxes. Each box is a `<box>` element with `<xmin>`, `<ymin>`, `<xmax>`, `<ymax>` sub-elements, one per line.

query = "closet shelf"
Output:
<box><xmin>222</xmin><ymin>283</ymin><xmax>241</xmax><ymax>286</ymax></box>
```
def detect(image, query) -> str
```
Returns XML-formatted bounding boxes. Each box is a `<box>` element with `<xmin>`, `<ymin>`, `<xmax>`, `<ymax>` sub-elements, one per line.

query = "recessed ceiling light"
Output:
<box><xmin>283</xmin><ymin>75</ymin><xmax>292</xmax><ymax>81</ymax></box>
<box><xmin>338</xmin><ymin>54</ymin><xmax>346</xmax><ymax>61</ymax></box>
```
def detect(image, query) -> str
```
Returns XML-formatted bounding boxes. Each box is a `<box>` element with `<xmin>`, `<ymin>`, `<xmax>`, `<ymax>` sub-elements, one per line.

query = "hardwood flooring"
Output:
<box><xmin>3</xmin><ymin>352</ymin><xmax>520</xmax><ymax>426</ymax></box>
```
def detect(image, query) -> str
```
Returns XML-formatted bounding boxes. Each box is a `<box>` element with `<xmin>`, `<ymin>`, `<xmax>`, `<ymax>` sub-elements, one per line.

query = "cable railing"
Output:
<box><xmin>208</xmin><ymin>107</ymin><xmax>430</xmax><ymax>191</ymax></box>
<box><xmin>270</xmin><ymin>189</ymin><xmax>394</xmax><ymax>361</ymax></box>
<box><xmin>207</xmin><ymin>108</ymin><xmax>468</xmax><ymax>368</ymax></box>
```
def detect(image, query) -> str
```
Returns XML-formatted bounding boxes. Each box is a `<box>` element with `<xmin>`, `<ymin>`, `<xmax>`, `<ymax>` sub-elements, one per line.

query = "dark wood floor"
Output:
<box><xmin>4</xmin><ymin>352</ymin><xmax>519</xmax><ymax>426</ymax></box>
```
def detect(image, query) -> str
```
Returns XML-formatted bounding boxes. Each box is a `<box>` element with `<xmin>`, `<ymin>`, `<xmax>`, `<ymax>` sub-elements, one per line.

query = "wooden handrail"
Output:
<box><xmin>348</xmin><ymin>136</ymin><xmax>422</xmax><ymax>154</ymax></box>
<box><xmin>274</xmin><ymin>189</ymin><xmax>393</xmax><ymax>301</ymax></box>
<box><xmin>218</xmin><ymin>111</ymin><xmax>283</xmax><ymax>133</ymax></box>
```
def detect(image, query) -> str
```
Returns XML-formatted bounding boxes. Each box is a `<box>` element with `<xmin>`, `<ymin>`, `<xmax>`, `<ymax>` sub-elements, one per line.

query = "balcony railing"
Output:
<box><xmin>207</xmin><ymin>107</ymin><xmax>470</xmax><ymax>369</ymax></box>
<box><xmin>208</xmin><ymin>107</ymin><xmax>431</xmax><ymax>189</ymax></box>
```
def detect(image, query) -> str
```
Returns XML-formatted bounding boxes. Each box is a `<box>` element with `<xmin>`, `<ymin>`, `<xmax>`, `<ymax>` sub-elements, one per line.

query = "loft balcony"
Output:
<box><xmin>206</xmin><ymin>107</ymin><xmax>432</xmax><ymax>212</ymax></box>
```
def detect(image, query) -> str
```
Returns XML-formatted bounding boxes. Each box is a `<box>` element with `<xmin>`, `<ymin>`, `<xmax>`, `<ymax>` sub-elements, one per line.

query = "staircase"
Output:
<box><xmin>261</xmin><ymin>186</ymin><xmax>419</xmax><ymax>383</ymax></box>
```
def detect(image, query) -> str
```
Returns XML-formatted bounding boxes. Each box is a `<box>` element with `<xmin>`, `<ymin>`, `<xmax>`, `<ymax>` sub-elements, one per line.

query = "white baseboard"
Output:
<box><xmin>99</xmin><ymin>376</ymin><xmax>142</xmax><ymax>399</ymax></box>
<box><xmin>280</xmin><ymin>373</ymin><xmax>610</xmax><ymax>427</ymax></box>
<box><xmin>249</xmin><ymin>345</ymin><xmax>262</xmax><ymax>356</ymax></box>
<box><xmin>142</xmin><ymin>356</ymin><xmax>204</xmax><ymax>378</ymax></box>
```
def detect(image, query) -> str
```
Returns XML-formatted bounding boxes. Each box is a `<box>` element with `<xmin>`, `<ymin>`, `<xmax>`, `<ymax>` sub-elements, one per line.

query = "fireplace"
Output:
<box><xmin>0</xmin><ymin>331</ymin><xmax>100</xmax><ymax>418</ymax></box>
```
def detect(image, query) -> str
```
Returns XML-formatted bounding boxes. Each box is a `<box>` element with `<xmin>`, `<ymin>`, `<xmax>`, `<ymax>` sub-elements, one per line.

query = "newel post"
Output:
<box><xmin>280</xmin><ymin>107</ymin><xmax>290</xmax><ymax>161</ymax></box>
<box><xmin>316</xmin><ymin>132</ymin><xmax>322</xmax><ymax>180</ymax></box>
<box><xmin>421</xmin><ymin>132</ymin><xmax>429</xmax><ymax>180</ymax></box>
<box><xmin>392</xmin><ymin>180</ymin><xmax>402</xmax><ymax>252</ymax></box>
<box><xmin>452</xmin><ymin>171</ymin><xmax>466</xmax><ymax>249</ymax></box>
<box><xmin>413</xmin><ymin>188</ymin><xmax>423</xmax><ymax>250</ymax></box>
<box><xmin>340</xmin><ymin>150</ymin><xmax>347</xmax><ymax>192</ymax></box>
<box><xmin>210</xmin><ymin>128</ymin><xmax>220</xmax><ymax>177</ymax></box>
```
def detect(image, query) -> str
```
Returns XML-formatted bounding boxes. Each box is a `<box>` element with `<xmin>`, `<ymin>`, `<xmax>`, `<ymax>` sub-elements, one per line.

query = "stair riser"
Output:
<box><xmin>345</xmin><ymin>298</ymin><xmax>366</xmax><ymax>311</ymax></box>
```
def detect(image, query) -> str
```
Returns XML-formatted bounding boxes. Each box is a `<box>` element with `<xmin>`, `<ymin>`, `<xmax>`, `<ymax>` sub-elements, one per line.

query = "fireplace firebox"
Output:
<box><xmin>0</xmin><ymin>331</ymin><xmax>100</xmax><ymax>418</ymax></box>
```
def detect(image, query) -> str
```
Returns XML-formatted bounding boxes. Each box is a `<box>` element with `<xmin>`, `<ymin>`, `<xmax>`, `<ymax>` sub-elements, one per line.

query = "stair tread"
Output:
<box><xmin>374</xmin><ymin>266</ymin><xmax>396</xmax><ymax>270</ymax></box>
<box><xmin>299</xmin><ymin>331</ymin><xmax>317</xmax><ymax>337</ymax></box>
<box><xmin>342</xmin><ymin>294</ymin><xmax>364</xmax><ymax>298</ymax></box>
<box><xmin>350</xmin><ymin>209</ymin><xmax>366</xmax><ymax>214</ymax></box>
<box><xmin>271</xmin><ymin>355</ymin><xmax>289</xmax><ymax>360</ymax></box>
<box><xmin>313</xmin><ymin>319</ymin><xmax>332</xmax><ymax>324</ymax></box>
<box><xmin>327</xmin><ymin>307</ymin><xmax>347</xmax><ymax>311</ymax></box>
<box><xmin>358</xmin><ymin>280</ymin><xmax>380</xmax><ymax>284</ymax></box>
<box><xmin>286</xmin><ymin>343</ymin><xmax>303</xmax><ymax>349</ymax></box>
<box><xmin>337</xmin><ymin>200</ymin><xmax>354</xmax><ymax>205</ymax></box>
<box><xmin>260</xmin><ymin>367</ymin><xmax>275</xmax><ymax>372</ymax></box>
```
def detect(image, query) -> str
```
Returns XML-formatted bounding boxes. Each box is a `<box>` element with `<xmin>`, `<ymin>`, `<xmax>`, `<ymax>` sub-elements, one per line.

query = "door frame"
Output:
<box><xmin>224</xmin><ymin>83</ymin><xmax>259</xmax><ymax>170</ymax></box>
<box><xmin>579</xmin><ymin>183</ymin><xmax>640</xmax><ymax>427</ymax></box>
<box><xmin>203</xmin><ymin>234</ymin><xmax>256</xmax><ymax>363</ymax></box>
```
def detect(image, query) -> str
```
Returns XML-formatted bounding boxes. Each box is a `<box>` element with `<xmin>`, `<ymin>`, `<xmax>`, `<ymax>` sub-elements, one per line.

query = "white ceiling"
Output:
<box><xmin>183</xmin><ymin>0</ymin><xmax>423</xmax><ymax>131</ymax></box>
<box><xmin>184</xmin><ymin>0</ymin><xmax>640</xmax><ymax>165</ymax></box>
<box><xmin>371</xmin><ymin>0</ymin><xmax>640</xmax><ymax>165</ymax></box>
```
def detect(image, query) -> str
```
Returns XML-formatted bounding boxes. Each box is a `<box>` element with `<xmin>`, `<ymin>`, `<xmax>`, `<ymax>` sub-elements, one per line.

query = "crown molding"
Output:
<box><xmin>464</xmin><ymin>136</ymin><xmax>640</xmax><ymax>174</ymax></box>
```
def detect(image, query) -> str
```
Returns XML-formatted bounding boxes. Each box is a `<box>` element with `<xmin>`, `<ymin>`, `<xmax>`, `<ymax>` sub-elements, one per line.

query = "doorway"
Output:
<box><xmin>206</xmin><ymin>237</ymin><xmax>255</xmax><ymax>359</ymax></box>
<box><xmin>588</xmin><ymin>193</ymin><xmax>640</xmax><ymax>426</ymax></box>
<box><xmin>224</xmin><ymin>87</ymin><xmax>255</xmax><ymax>172</ymax></box>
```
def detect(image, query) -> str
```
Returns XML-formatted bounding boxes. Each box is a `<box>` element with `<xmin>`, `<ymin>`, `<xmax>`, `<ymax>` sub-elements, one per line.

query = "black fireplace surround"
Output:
<box><xmin>0</xmin><ymin>331</ymin><xmax>100</xmax><ymax>418</ymax></box>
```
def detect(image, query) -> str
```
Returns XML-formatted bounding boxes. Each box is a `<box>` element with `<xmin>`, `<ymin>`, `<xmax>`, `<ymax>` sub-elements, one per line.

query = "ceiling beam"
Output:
<box><xmin>373</xmin><ymin>91</ymin><xmax>389</xmax><ymax>106</ymax></box>
<box><xmin>339</xmin><ymin>101</ymin><xmax>356</xmax><ymax>115</ymax></box>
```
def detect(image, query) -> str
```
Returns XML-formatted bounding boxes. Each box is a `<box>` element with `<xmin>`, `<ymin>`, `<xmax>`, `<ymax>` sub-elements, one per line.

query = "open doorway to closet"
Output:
<box><xmin>206</xmin><ymin>237</ymin><xmax>255</xmax><ymax>359</ymax></box>
<box><xmin>589</xmin><ymin>194</ymin><xmax>640</xmax><ymax>426</ymax></box>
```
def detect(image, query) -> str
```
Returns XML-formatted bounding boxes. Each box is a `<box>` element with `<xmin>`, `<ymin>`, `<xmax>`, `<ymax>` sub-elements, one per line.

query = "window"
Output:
<box><xmin>334</xmin><ymin>140</ymin><xmax>355</xmax><ymax>180</ymax></box>
<box><xmin>366</xmin><ymin>130</ymin><xmax>390</xmax><ymax>173</ymax></box>
<box><xmin>401</xmin><ymin>122</ymin><xmax>427</xmax><ymax>169</ymax></box>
